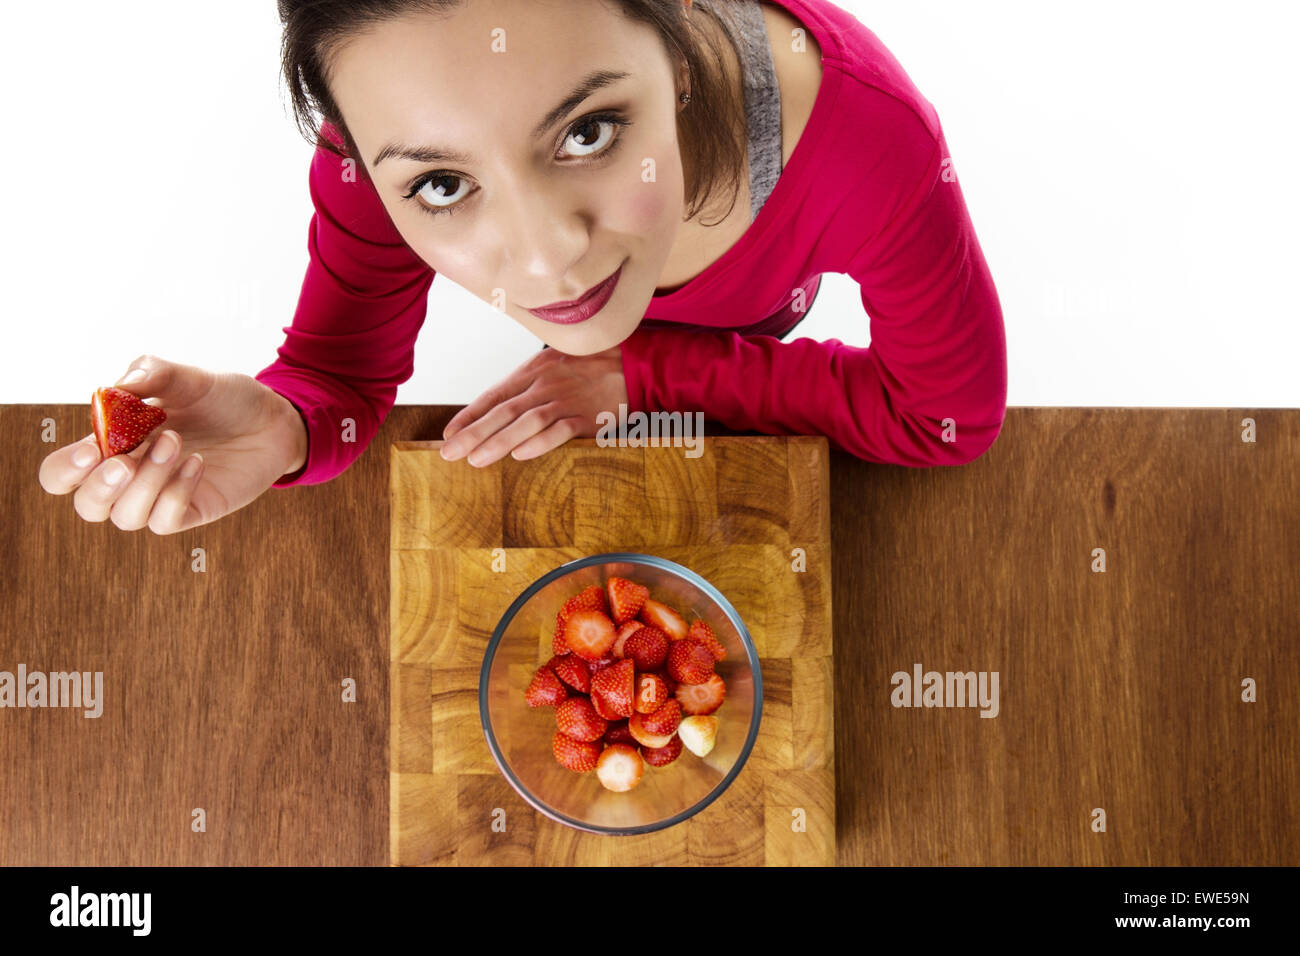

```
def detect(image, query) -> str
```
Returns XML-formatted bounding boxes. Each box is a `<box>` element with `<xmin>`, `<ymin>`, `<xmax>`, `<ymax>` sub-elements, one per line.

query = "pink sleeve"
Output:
<box><xmin>619</xmin><ymin>124</ymin><xmax>1008</xmax><ymax>467</ymax></box>
<box><xmin>254</xmin><ymin>123</ymin><xmax>435</xmax><ymax>487</ymax></box>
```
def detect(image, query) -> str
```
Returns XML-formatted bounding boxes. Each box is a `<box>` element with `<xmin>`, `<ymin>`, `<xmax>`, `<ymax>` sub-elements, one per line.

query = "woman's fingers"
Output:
<box><xmin>452</xmin><ymin>401</ymin><xmax>559</xmax><ymax>467</ymax></box>
<box><xmin>147</xmin><ymin>453</ymin><xmax>206</xmax><ymax>535</ymax></box>
<box><xmin>105</xmin><ymin>430</ymin><xmax>187</xmax><ymax>531</ymax></box>
<box><xmin>443</xmin><ymin>354</ymin><xmax>549</xmax><ymax>442</ymax></box>
<box><xmin>39</xmin><ymin>434</ymin><xmax>104</xmax><ymax>495</ymax></box>
<box><xmin>508</xmin><ymin>416</ymin><xmax>585</xmax><ymax>461</ymax></box>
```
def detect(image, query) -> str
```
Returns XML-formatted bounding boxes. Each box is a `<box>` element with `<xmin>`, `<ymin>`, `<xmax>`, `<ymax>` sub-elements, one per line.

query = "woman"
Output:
<box><xmin>41</xmin><ymin>0</ymin><xmax>1006</xmax><ymax>533</ymax></box>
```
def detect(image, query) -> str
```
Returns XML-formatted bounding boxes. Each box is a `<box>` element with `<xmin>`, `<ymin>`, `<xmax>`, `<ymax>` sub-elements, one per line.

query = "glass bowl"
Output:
<box><xmin>479</xmin><ymin>552</ymin><xmax>762</xmax><ymax>835</ymax></box>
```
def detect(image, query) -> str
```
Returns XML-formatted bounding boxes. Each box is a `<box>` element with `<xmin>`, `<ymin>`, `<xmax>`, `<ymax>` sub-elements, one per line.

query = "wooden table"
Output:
<box><xmin>2</xmin><ymin>405</ymin><xmax>1296</xmax><ymax>865</ymax></box>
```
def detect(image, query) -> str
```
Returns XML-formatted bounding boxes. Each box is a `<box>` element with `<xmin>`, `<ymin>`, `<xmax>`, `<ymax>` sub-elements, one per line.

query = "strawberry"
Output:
<box><xmin>595</xmin><ymin>742</ymin><xmax>644</xmax><ymax>792</ymax></box>
<box><xmin>640</xmin><ymin>735</ymin><xmax>684</xmax><ymax>768</ymax></box>
<box><xmin>590</xmin><ymin>659</ymin><xmax>635</xmax><ymax>718</ymax></box>
<box><xmin>604</xmin><ymin>719</ymin><xmax>636</xmax><ymax>747</ymax></box>
<box><xmin>677</xmin><ymin>715</ymin><xmax>718</xmax><ymax>757</ymax></box>
<box><xmin>562</xmin><ymin>609</ymin><xmax>617</xmax><ymax>660</ymax></box>
<box><xmin>650</xmin><ymin>669</ymin><xmax>678</xmax><ymax>695</ymax></box>
<box><xmin>638</xmin><ymin>598</ymin><xmax>688</xmax><ymax>641</ymax></box>
<box><xmin>553</xmin><ymin>731</ymin><xmax>601</xmax><ymax>772</ymax></box>
<box><xmin>555</xmin><ymin>696</ymin><xmax>608</xmax><ymax>742</ymax></box>
<box><xmin>611</xmin><ymin>620</ymin><xmax>643</xmax><ymax>659</ymax></box>
<box><xmin>634</xmin><ymin>673</ymin><xmax>669</xmax><ymax>714</ymax></box>
<box><xmin>640</xmin><ymin>698</ymin><xmax>682</xmax><ymax>737</ymax></box>
<box><xmin>91</xmin><ymin>386</ymin><xmax>167</xmax><ymax>459</ymax></box>
<box><xmin>675</xmin><ymin>672</ymin><xmax>727</xmax><ymax>715</ymax></box>
<box><xmin>606</xmin><ymin>576</ymin><xmax>649</xmax><ymax>624</ymax></box>
<box><xmin>667</xmin><ymin>638</ymin><xmax>715</xmax><ymax>685</ymax></box>
<box><xmin>561</xmin><ymin>585</ymin><xmax>609</xmax><ymax>620</ymax></box>
<box><xmin>548</xmin><ymin>654</ymin><xmax>590</xmax><ymax>694</ymax></box>
<box><xmin>627</xmin><ymin>712</ymin><xmax>675</xmax><ymax>749</ymax></box>
<box><xmin>524</xmin><ymin>665</ymin><xmax>568</xmax><ymax>708</ymax></box>
<box><xmin>552</xmin><ymin>616</ymin><xmax>571</xmax><ymax>656</ymax></box>
<box><xmin>623</xmin><ymin>625</ymin><xmax>669</xmax><ymax>671</ymax></box>
<box><xmin>590</xmin><ymin>686</ymin><xmax>622</xmax><ymax>720</ymax></box>
<box><xmin>586</xmin><ymin>653</ymin><xmax>618</xmax><ymax>673</ymax></box>
<box><xmin>687</xmin><ymin>620</ymin><xmax>727</xmax><ymax>662</ymax></box>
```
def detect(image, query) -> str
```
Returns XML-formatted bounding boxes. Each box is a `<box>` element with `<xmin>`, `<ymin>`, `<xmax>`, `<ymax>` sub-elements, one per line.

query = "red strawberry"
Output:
<box><xmin>634</xmin><ymin>672</ymin><xmax>669</xmax><ymax>714</ymax></box>
<box><xmin>561</xmin><ymin>585</ymin><xmax>609</xmax><ymax>620</ymax></box>
<box><xmin>638</xmin><ymin>598</ymin><xmax>688</xmax><ymax>641</ymax></box>
<box><xmin>590</xmin><ymin>686</ymin><xmax>622</xmax><ymax>720</ymax></box>
<box><xmin>650</xmin><ymin>669</ymin><xmax>678</xmax><ymax>695</ymax></box>
<box><xmin>667</xmin><ymin>638</ymin><xmax>715</xmax><ymax>685</ymax></box>
<box><xmin>627</xmin><ymin>712</ymin><xmax>675</xmax><ymax>749</ymax></box>
<box><xmin>590</xmin><ymin>659</ymin><xmax>635</xmax><ymax>718</ymax></box>
<box><xmin>623</xmin><ymin>625</ymin><xmax>669</xmax><ymax>671</ymax></box>
<box><xmin>687</xmin><ymin>620</ymin><xmax>727</xmax><ymax>662</ymax></box>
<box><xmin>674</xmin><ymin>672</ymin><xmax>727</xmax><ymax>715</ymax></box>
<box><xmin>604</xmin><ymin>719</ymin><xmax>636</xmax><ymax>747</ymax></box>
<box><xmin>563</xmin><ymin>609</ymin><xmax>617</xmax><ymax>661</ymax></box>
<box><xmin>552</xmin><ymin>616</ymin><xmax>571</xmax><ymax>656</ymax></box>
<box><xmin>641</xmin><ymin>735</ymin><xmax>684</xmax><ymax>768</ymax></box>
<box><xmin>595</xmin><ymin>742</ymin><xmax>644</xmax><ymax>791</ymax></box>
<box><xmin>611</xmin><ymin>621</ymin><xmax>643</xmax><ymax>659</ymax></box>
<box><xmin>548</xmin><ymin>654</ymin><xmax>590</xmax><ymax>694</ymax></box>
<box><xmin>640</xmin><ymin>698</ymin><xmax>682</xmax><ymax>737</ymax></box>
<box><xmin>91</xmin><ymin>386</ymin><xmax>167</xmax><ymax>459</ymax></box>
<box><xmin>524</xmin><ymin>665</ymin><xmax>568</xmax><ymax>708</ymax></box>
<box><xmin>586</xmin><ymin>653</ymin><xmax>617</xmax><ymax>673</ymax></box>
<box><xmin>606</xmin><ymin>576</ymin><xmax>650</xmax><ymax>624</ymax></box>
<box><xmin>555</xmin><ymin>696</ymin><xmax>608</xmax><ymax>742</ymax></box>
<box><xmin>552</xmin><ymin>731</ymin><xmax>601</xmax><ymax>772</ymax></box>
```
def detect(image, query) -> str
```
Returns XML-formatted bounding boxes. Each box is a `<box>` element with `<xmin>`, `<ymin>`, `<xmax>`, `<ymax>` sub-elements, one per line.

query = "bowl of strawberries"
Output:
<box><xmin>479</xmin><ymin>552</ymin><xmax>762</xmax><ymax>835</ymax></box>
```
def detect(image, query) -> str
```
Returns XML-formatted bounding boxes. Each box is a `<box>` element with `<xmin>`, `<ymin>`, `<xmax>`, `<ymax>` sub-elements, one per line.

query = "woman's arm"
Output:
<box><xmin>619</xmin><ymin>124</ymin><xmax>1008</xmax><ymax>467</ymax></box>
<box><xmin>254</xmin><ymin>124</ymin><xmax>435</xmax><ymax>487</ymax></box>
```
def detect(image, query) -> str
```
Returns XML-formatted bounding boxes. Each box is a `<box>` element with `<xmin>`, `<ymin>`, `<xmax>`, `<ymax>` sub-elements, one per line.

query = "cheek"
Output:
<box><xmin>624</xmin><ymin>181</ymin><xmax>671</xmax><ymax>234</ymax></box>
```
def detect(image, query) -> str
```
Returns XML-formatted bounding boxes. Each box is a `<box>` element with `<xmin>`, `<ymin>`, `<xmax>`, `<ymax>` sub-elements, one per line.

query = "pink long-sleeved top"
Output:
<box><xmin>254</xmin><ymin>0</ymin><xmax>1007</xmax><ymax>488</ymax></box>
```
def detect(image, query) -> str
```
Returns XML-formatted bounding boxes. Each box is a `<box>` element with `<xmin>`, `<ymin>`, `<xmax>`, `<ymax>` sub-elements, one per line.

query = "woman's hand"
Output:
<box><xmin>38</xmin><ymin>355</ymin><xmax>309</xmax><ymax>534</ymax></box>
<box><xmin>440</xmin><ymin>344</ymin><xmax>628</xmax><ymax>466</ymax></box>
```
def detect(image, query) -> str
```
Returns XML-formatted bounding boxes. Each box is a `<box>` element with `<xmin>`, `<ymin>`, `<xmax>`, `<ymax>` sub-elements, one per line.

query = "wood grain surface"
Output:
<box><xmin>389</xmin><ymin>438</ymin><xmax>834</xmax><ymax>865</ymax></box>
<box><xmin>2</xmin><ymin>405</ymin><xmax>1296</xmax><ymax>865</ymax></box>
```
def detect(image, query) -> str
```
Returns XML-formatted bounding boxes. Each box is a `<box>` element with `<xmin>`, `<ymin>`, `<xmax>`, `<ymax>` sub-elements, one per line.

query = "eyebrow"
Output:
<box><xmin>372</xmin><ymin>68</ymin><xmax>632</xmax><ymax>168</ymax></box>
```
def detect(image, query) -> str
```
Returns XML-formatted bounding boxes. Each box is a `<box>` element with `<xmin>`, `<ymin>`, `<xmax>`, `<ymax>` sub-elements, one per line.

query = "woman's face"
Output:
<box><xmin>326</xmin><ymin>0</ymin><xmax>690</xmax><ymax>355</ymax></box>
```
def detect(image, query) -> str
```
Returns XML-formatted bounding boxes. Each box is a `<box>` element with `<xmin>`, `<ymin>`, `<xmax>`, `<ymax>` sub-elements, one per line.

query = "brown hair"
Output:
<box><xmin>278</xmin><ymin>0</ymin><xmax>748</xmax><ymax>226</ymax></box>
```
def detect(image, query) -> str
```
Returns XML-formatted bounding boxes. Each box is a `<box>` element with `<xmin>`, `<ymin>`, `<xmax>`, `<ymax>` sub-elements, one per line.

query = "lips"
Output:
<box><xmin>527</xmin><ymin>262</ymin><xmax>624</xmax><ymax>326</ymax></box>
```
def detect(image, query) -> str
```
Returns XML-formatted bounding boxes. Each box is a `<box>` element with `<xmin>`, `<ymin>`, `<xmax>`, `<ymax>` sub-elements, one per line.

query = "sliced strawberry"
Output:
<box><xmin>640</xmin><ymin>698</ymin><xmax>682</xmax><ymax>737</ymax></box>
<box><xmin>563</xmin><ymin>609</ymin><xmax>617</xmax><ymax>661</ymax></box>
<box><xmin>561</xmin><ymin>584</ymin><xmax>609</xmax><ymax>620</ymax></box>
<box><xmin>650</xmin><ymin>669</ymin><xmax>678</xmax><ymax>695</ymax></box>
<box><xmin>590</xmin><ymin>659</ymin><xmax>635</xmax><ymax>718</ymax></box>
<box><xmin>634</xmin><ymin>673</ymin><xmax>669</xmax><ymax>714</ymax></box>
<box><xmin>590</xmin><ymin>686</ymin><xmax>621</xmax><ymax>721</ymax></box>
<box><xmin>627</xmin><ymin>712</ymin><xmax>674</xmax><ymax>749</ymax></box>
<box><xmin>603</xmin><ymin>719</ymin><xmax>636</xmax><ymax>747</ymax></box>
<box><xmin>553</xmin><ymin>731</ymin><xmax>601</xmax><ymax>772</ymax></box>
<box><xmin>611</xmin><ymin>621</ymin><xmax>643</xmax><ymax>659</ymax></box>
<box><xmin>555</xmin><ymin>696</ymin><xmax>608</xmax><ymax>742</ymax></box>
<box><xmin>548</xmin><ymin>654</ymin><xmax>590</xmax><ymax>694</ymax></box>
<box><xmin>552</xmin><ymin>615</ymin><xmax>571</xmax><ymax>656</ymax></box>
<box><xmin>623</xmin><ymin>625</ymin><xmax>669</xmax><ymax>671</ymax></box>
<box><xmin>606</xmin><ymin>576</ymin><xmax>650</xmax><ymax>624</ymax></box>
<box><xmin>586</xmin><ymin>653</ymin><xmax>617</xmax><ymax>674</ymax></box>
<box><xmin>667</xmin><ymin>638</ymin><xmax>715</xmax><ymax>685</ymax></box>
<box><xmin>675</xmin><ymin>672</ymin><xmax>727</xmax><ymax>715</ymax></box>
<box><xmin>641</xmin><ymin>735</ymin><xmax>684</xmax><ymax>768</ymax></box>
<box><xmin>687</xmin><ymin>619</ymin><xmax>727</xmax><ymax>661</ymax></box>
<box><xmin>595</xmin><ymin>742</ymin><xmax>644</xmax><ymax>792</ymax></box>
<box><xmin>524</xmin><ymin>665</ymin><xmax>568</xmax><ymax>708</ymax></box>
<box><xmin>638</xmin><ymin>598</ymin><xmax>688</xmax><ymax>641</ymax></box>
<box><xmin>677</xmin><ymin>715</ymin><xmax>718</xmax><ymax>757</ymax></box>
<box><xmin>91</xmin><ymin>386</ymin><xmax>167</xmax><ymax>459</ymax></box>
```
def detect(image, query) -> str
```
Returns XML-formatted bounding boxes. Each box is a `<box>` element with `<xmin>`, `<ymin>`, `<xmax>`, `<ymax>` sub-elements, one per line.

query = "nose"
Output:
<box><xmin>498</xmin><ymin>181</ymin><xmax>592</xmax><ymax>301</ymax></box>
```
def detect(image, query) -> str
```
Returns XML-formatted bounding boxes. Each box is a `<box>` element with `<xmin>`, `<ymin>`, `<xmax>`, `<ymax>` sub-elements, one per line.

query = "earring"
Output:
<box><xmin>679</xmin><ymin>91</ymin><xmax>692</xmax><ymax>106</ymax></box>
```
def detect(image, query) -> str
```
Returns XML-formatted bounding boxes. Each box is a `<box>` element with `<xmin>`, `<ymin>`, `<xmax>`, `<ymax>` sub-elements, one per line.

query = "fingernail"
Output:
<box><xmin>119</xmin><ymin>368</ymin><xmax>147</xmax><ymax>386</ymax></box>
<box><xmin>72</xmin><ymin>443</ymin><xmax>99</xmax><ymax>468</ymax></box>
<box><xmin>103</xmin><ymin>460</ymin><xmax>128</xmax><ymax>485</ymax></box>
<box><xmin>441</xmin><ymin>442</ymin><xmax>458</xmax><ymax>460</ymax></box>
<box><xmin>181</xmin><ymin>454</ymin><xmax>202</xmax><ymax>479</ymax></box>
<box><xmin>149</xmin><ymin>431</ymin><xmax>177</xmax><ymax>464</ymax></box>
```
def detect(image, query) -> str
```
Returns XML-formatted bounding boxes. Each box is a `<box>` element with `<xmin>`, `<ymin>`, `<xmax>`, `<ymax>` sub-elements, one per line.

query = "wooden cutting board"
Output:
<box><xmin>389</xmin><ymin>436</ymin><xmax>834</xmax><ymax>865</ymax></box>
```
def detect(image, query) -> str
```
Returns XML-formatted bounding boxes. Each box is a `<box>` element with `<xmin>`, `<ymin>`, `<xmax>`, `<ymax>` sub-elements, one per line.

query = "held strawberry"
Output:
<box><xmin>562</xmin><ymin>609</ymin><xmax>617</xmax><ymax>660</ymax></box>
<box><xmin>606</xmin><ymin>576</ymin><xmax>649</xmax><ymax>624</ymax></box>
<box><xmin>91</xmin><ymin>386</ymin><xmax>167</xmax><ymax>459</ymax></box>
<box><xmin>674</xmin><ymin>673</ymin><xmax>727</xmax><ymax>716</ymax></box>
<box><xmin>553</xmin><ymin>732</ymin><xmax>602</xmax><ymax>772</ymax></box>
<box><xmin>638</xmin><ymin>598</ymin><xmax>688</xmax><ymax>641</ymax></box>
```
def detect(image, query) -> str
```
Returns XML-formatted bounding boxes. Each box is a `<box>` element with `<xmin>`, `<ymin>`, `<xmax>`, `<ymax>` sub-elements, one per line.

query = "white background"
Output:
<box><xmin>5</xmin><ymin>0</ymin><xmax>1297</xmax><ymax>406</ymax></box>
